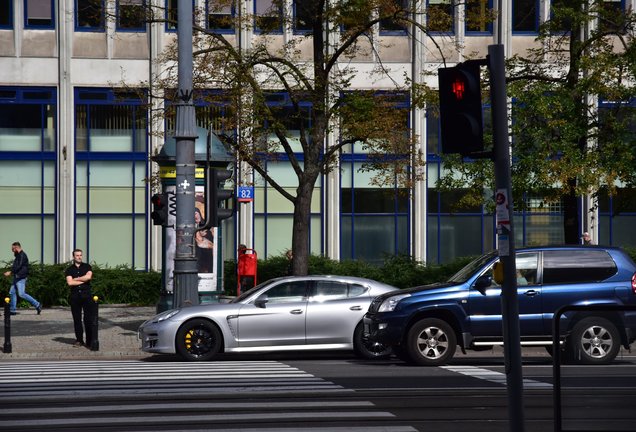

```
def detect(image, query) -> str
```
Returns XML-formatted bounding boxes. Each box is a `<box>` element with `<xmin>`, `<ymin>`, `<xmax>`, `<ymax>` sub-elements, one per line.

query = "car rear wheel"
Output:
<box><xmin>568</xmin><ymin>317</ymin><xmax>620</xmax><ymax>365</ymax></box>
<box><xmin>406</xmin><ymin>318</ymin><xmax>457</xmax><ymax>366</ymax></box>
<box><xmin>176</xmin><ymin>319</ymin><xmax>222</xmax><ymax>361</ymax></box>
<box><xmin>353</xmin><ymin>323</ymin><xmax>392</xmax><ymax>359</ymax></box>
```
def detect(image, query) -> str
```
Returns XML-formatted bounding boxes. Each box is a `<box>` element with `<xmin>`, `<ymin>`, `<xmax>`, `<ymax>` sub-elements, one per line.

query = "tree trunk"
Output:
<box><xmin>290</xmin><ymin>174</ymin><xmax>318</xmax><ymax>275</ymax></box>
<box><xmin>562</xmin><ymin>178</ymin><xmax>580</xmax><ymax>245</ymax></box>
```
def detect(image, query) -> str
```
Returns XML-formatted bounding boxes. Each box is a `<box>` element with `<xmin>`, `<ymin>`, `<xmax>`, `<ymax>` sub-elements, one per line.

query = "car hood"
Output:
<box><xmin>369</xmin><ymin>282</ymin><xmax>464</xmax><ymax>313</ymax></box>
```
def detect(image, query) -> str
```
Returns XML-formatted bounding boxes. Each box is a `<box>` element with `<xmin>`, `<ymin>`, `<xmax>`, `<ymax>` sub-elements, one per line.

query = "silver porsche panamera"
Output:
<box><xmin>139</xmin><ymin>275</ymin><xmax>398</xmax><ymax>361</ymax></box>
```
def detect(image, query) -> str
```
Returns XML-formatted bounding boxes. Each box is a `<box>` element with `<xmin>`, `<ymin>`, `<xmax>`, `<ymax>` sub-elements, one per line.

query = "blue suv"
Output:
<box><xmin>363</xmin><ymin>246</ymin><xmax>636</xmax><ymax>366</ymax></box>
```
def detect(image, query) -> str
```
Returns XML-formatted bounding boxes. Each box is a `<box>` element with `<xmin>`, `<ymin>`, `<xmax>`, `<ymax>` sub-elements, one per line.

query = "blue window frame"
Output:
<box><xmin>117</xmin><ymin>0</ymin><xmax>146</xmax><ymax>32</ymax></box>
<box><xmin>0</xmin><ymin>87</ymin><xmax>57</xmax><ymax>264</ymax></box>
<box><xmin>25</xmin><ymin>0</ymin><xmax>55</xmax><ymax>29</ymax></box>
<box><xmin>427</xmin><ymin>0</ymin><xmax>454</xmax><ymax>34</ymax></box>
<box><xmin>380</xmin><ymin>0</ymin><xmax>409</xmax><ymax>35</ymax></box>
<box><xmin>0</xmin><ymin>1</ymin><xmax>13</xmax><ymax>29</ymax></box>
<box><xmin>599</xmin><ymin>0</ymin><xmax>626</xmax><ymax>33</ymax></box>
<box><xmin>254</xmin><ymin>0</ymin><xmax>282</xmax><ymax>34</ymax></box>
<box><xmin>76</xmin><ymin>0</ymin><xmax>105</xmax><ymax>31</ymax></box>
<box><xmin>512</xmin><ymin>0</ymin><xmax>538</xmax><ymax>34</ymax></box>
<box><xmin>74</xmin><ymin>88</ymin><xmax>149</xmax><ymax>269</ymax></box>
<box><xmin>207</xmin><ymin>0</ymin><xmax>235</xmax><ymax>33</ymax></box>
<box><xmin>465</xmin><ymin>0</ymin><xmax>492</xmax><ymax>34</ymax></box>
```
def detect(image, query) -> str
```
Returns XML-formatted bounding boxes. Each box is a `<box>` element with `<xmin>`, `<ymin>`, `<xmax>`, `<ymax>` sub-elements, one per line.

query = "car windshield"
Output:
<box><xmin>447</xmin><ymin>251</ymin><xmax>497</xmax><ymax>284</ymax></box>
<box><xmin>230</xmin><ymin>279</ymin><xmax>277</xmax><ymax>303</ymax></box>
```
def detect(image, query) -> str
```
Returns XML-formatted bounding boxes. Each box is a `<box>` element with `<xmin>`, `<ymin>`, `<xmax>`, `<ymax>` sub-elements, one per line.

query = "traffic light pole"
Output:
<box><xmin>172</xmin><ymin>0</ymin><xmax>199</xmax><ymax>309</ymax></box>
<box><xmin>489</xmin><ymin>44</ymin><xmax>525</xmax><ymax>432</ymax></box>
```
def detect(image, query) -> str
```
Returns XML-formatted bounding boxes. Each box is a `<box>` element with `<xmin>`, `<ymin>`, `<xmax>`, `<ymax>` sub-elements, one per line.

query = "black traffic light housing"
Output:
<box><xmin>207</xmin><ymin>168</ymin><xmax>234</xmax><ymax>227</ymax></box>
<box><xmin>438</xmin><ymin>61</ymin><xmax>484</xmax><ymax>155</ymax></box>
<box><xmin>150</xmin><ymin>193</ymin><xmax>169</xmax><ymax>226</ymax></box>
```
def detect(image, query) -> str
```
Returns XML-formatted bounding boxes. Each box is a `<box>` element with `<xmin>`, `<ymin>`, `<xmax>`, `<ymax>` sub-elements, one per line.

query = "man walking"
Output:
<box><xmin>65</xmin><ymin>249</ymin><xmax>94</xmax><ymax>347</ymax></box>
<box><xmin>3</xmin><ymin>242</ymin><xmax>42</xmax><ymax>315</ymax></box>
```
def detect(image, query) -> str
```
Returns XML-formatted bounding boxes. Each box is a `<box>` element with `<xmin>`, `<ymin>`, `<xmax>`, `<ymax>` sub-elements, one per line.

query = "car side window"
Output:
<box><xmin>310</xmin><ymin>281</ymin><xmax>348</xmax><ymax>301</ymax></box>
<box><xmin>516</xmin><ymin>253</ymin><xmax>539</xmax><ymax>285</ymax></box>
<box><xmin>348</xmin><ymin>284</ymin><xmax>367</xmax><ymax>298</ymax></box>
<box><xmin>543</xmin><ymin>250</ymin><xmax>618</xmax><ymax>284</ymax></box>
<box><xmin>263</xmin><ymin>281</ymin><xmax>308</xmax><ymax>303</ymax></box>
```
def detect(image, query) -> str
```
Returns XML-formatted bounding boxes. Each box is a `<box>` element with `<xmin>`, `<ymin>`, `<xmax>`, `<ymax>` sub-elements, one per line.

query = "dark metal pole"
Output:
<box><xmin>3</xmin><ymin>297</ymin><xmax>11</xmax><ymax>354</ymax></box>
<box><xmin>173</xmin><ymin>0</ymin><xmax>200</xmax><ymax>308</ymax></box>
<box><xmin>488</xmin><ymin>44</ymin><xmax>525</xmax><ymax>431</ymax></box>
<box><xmin>90</xmin><ymin>295</ymin><xmax>99</xmax><ymax>351</ymax></box>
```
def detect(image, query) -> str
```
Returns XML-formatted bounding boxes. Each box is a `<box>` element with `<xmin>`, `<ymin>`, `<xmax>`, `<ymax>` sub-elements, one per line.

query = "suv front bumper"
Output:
<box><xmin>363</xmin><ymin>313</ymin><xmax>405</xmax><ymax>347</ymax></box>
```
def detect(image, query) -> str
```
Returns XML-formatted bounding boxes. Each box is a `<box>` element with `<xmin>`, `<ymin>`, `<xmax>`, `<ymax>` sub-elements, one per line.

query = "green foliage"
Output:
<box><xmin>0</xmin><ymin>261</ymin><xmax>161</xmax><ymax>307</ymax></box>
<box><xmin>223</xmin><ymin>252</ymin><xmax>478</xmax><ymax>294</ymax></box>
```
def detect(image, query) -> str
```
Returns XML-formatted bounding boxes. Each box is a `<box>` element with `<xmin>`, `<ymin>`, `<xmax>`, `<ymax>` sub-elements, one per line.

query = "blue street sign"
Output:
<box><xmin>237</xmin><ymin>186</ymin><xmax>254</xmax><ymax>202</ymax></box>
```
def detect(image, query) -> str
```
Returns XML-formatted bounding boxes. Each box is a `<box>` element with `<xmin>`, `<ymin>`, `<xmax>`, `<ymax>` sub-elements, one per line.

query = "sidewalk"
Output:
<box><xmin>0</xmin><ymin>305</ymin><xmax>157</xmax><ymax>361</ymax></box>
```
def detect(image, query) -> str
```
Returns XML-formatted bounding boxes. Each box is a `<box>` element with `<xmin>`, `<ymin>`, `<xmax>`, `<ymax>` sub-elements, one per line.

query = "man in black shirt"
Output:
<box><xmin>3</xmin><ymin>242</ymin><xmax>41</xmax><ymax>315</ymax></box>
<box><xmin>64</xmin><ymin>249</ymin><xmax>94</xmax><ymax>347</ymax></box>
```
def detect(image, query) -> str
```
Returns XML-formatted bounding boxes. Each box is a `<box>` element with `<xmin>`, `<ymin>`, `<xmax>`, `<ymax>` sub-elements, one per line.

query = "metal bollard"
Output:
<box><xmin>3</xmin><ymin>297</ymin><xmax>11</xmax><ymax>354</ymax></box>
<box><xmin>90</xmin><ymin>295</ymin><xmax>99</xmax><ymax>351</ymax></box>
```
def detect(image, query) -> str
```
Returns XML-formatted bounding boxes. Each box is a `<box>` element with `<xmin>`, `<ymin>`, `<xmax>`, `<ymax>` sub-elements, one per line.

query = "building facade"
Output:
<box><xmin>1</xmin><ymin>0</ymin><xmax>635</xmax><ymax>272</ymax></box>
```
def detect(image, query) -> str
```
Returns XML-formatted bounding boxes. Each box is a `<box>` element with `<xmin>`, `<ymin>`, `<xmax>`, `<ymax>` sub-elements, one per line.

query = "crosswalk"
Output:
<box><xmin>0</xmin><ymin>360</ymin><xmax>418</xmax><ymax>432</ymax></box>
<box><xmin>441</xmin><ymin>365</ymin><xmax>553</xmax><ymax>388</ymax></box>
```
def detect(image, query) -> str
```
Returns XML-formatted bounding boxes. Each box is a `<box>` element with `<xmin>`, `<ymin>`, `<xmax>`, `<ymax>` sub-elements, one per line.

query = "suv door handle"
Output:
<box><xmin>524</xmin><ymin>290</ymin><xmax>539</xmax><ymax>297</ymax></box>
<box><xmin>349</xmin><ymin>306</ymin><xmax>363</xmax><ymax>311</ymax></box>
<box><xmin>290</xmin><ymin>309</ymin><xmax>304</xmax><ymax>315</ymax></box>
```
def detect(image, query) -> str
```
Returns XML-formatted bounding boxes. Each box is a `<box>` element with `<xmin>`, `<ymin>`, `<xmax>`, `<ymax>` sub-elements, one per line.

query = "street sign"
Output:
<box><xmin>237</xmin><ymin>186</ymin><xmax>254</xmax><ymax>203</ymax></box>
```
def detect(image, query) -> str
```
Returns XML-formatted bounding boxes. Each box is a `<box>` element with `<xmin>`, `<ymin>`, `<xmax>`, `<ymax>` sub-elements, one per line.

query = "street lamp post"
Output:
<box><xmin>172</xmin><ymin>0</ymin><xmax>199</xmax><ymax>308</ymax></box>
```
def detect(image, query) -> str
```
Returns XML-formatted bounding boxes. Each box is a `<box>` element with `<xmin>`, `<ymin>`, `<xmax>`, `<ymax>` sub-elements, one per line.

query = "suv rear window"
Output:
<box><xmin>543</xmin><ymin>250</ymin><xmax>617</xmax><ymax>284</ymax></box>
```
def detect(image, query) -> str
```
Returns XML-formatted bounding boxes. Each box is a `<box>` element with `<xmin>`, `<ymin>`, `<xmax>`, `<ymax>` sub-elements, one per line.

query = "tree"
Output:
<box><xmin>436</xmin><ymin>1</ymin><xmax>636</xmax><ymax>244</ymax></box>
<box><xmin>148</xmin><ymin>0</ymin><xmax>453</xmax><ymax>275</ymax></box>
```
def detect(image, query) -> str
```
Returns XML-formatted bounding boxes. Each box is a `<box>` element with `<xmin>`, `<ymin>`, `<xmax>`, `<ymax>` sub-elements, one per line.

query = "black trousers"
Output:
<box><xmin>70</xmin><ymin>289</ymin><xmax>95</xmax><ymax>345</ymax></box>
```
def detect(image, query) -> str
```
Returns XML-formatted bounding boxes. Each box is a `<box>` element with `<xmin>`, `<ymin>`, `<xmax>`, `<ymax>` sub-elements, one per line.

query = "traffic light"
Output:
<box><xmin>438</xmin><ymin>61</ymin><xmax>484</xmax><ymax>155</ymax></box>
<box><xmin>150</xmin><ymin>193</ymin><xmax>169</xmax><ymax>226</ymax></box>
<box><xmin>208</xmin><ymin>169</ymin><xmax>234</xmax><ymax>227</ymax></box>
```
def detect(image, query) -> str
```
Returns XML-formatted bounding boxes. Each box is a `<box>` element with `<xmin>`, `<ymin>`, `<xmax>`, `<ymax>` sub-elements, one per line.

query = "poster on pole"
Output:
<box><xmin>164</xmin><ymin>185</ymin><xmax>218</xmax><ymax>293</ymax></box>
<box><xmin>495</xmin><ymin>188</ymin><xmax>510</xmax><ymax>257</ymax></box>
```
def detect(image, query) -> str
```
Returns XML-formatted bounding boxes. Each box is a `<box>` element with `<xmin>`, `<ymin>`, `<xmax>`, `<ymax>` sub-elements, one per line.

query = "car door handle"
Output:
<box><xmin>524</xmin><ymin>290</ymin><xmax>539</xmax><ymax>297</ymax></box>
<box><xmin>290</xmin><ymin>309</ymin><xmax>304</xmax><ymax>315</ymax></box>
<box><xmin>349</xmin><ymin>306</ymin><xmax>363</xmax><ymax>311</ymax></box>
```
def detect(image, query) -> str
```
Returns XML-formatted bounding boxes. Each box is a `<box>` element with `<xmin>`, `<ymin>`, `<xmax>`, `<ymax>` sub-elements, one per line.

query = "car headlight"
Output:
<box><xmin>153</xmin><ymin>309</ymin><xmax>181</xmax><ymax>323</ymax></box>
<box><xmin>378</xmin><ymin>293</ymin><xmax>411</xmax><ymax>312</ymax></box>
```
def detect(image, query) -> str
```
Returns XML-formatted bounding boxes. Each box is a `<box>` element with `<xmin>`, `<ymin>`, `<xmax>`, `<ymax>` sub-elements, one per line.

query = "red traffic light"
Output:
<box><xmin>151</xmin><ymin>193</ymin><xmax>169</xmax><ymax>226</ymax></box>
<box><xmin>451</xmin><ymin>77</ymin><xmax>466</xmax><ymax>101</ymax></box>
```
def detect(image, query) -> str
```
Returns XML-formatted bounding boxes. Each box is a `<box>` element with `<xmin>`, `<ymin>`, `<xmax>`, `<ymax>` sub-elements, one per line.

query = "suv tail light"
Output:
<box><xmin>632</xmin><ymin>272</ymin><xmax>636</xmax><ymax>294</ymax></box>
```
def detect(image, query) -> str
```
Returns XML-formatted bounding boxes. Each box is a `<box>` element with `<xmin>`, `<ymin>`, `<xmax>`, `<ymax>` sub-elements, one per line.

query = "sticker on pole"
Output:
<box><xmin>496</xmin><ymin>189</ymin><xmax>510</xmax><ymax>257</ymax></box>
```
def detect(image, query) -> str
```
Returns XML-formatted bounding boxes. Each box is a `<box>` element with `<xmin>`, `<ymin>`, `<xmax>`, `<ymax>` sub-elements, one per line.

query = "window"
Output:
<box><xmin>254</xmin><ymin>0</ymin><xmax>282</xmax><ymax>33</ymax></box>
<box><xmin>263</xmin><ymin>281</ymin><xmax>308</xmax><ymax>303</ymax></box>
<box><xmin>117</xmin><ymin>0</ymin><xmax>146</xmax><ymax>31</ymax></box>
<box><xmin>75</xmin><ymin>88</ymin><xmax>148</xmax><ymax>269</ymax></box>
<box><xmin>311</xmin><ymin>281</ymin><xmax>349</xmax><ymax>301</ymax></box>
<box><xmin>207</xmin><ymin>0</ymin><xmax>234</xmax><ymax>31</ymax></box>
<box><xmin>76</xmin><ymin>0</ymin><xmax>105</xmax><ymax>31</ymax></box>
<box><xmin>599</xmin><ymin>0</ymin><xmax>626</xmax><ymax>33</ymax></box>
<box><xmin>427</xmin><ymin>0</ymin><xmax>454</xmax><ymax>33</ymax></box>
<box><xmin>0</xmin><ymin>87</ymin><xmax>57</xmax><ymax>264</ymax></box>
<box><xmin>294</xmin><ymin>0</ymin><xmax>312</xmax><ymax>33</ymax></box>
<box><xmin>165</xmin><ymin>0</ymin><xmax>195</xmax><ymax>31</ymax></box>
<box><xmin>380</xmin><ymin>0</ymin><xmax>409</xmax><ymax>33</ymax></box>
<box><xmin>512</xmin><ymin>0</ymin><xmax>538</xmax><ymax>33</ymax></box>
<box><xmin>465</xmin><ymin>0</ymin><xmax>492</xmax><ymax>34</ymax></box>
<box><xmin>543</xmin><ymin>250</ymin><xmax>617</xmax><ymax>284</ymax></box>
<box><xmin>25</xmin><ymin>0</ymin><xmax>54</xmax><ymax>29</ymax></box>
<box><xmin>0</xmin><ymin>1</ymin><xmax>12</xmax><ymax>28</ymax></box>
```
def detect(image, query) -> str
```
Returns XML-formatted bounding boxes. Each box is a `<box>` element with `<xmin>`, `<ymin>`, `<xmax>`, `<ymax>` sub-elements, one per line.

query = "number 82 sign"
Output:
<box><xmin>237</xmin><ymin>186</ymin><xmax>254</xmax><ymax>203</ymax></box>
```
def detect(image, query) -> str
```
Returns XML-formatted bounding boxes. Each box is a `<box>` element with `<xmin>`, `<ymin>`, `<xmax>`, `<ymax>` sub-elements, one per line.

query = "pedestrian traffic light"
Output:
<box><xmin>208</xmin><ymin>169</ymin><xmax>234</xmax><ymax>227</ymax></box>
<box><xmin>438</xmin><ymin>61</ymin><xmax>484</xmax><ymax>155</ymax></box>
<box><xmin>150</xmin><ymin>193</ymin><xmax>169</xmax><ymax>226</ymax></box>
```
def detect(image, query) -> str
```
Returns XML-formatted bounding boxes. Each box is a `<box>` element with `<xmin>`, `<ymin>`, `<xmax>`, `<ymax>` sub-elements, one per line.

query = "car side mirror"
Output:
<box><xmin>474</xmin><ymin>275</ymin><xmax>492</xmax><ymax>295</ymax></box>
<box><xmin>254</xmin><ymin>295</ymin><xmax>268</xmax><ymax>308</ymax></box>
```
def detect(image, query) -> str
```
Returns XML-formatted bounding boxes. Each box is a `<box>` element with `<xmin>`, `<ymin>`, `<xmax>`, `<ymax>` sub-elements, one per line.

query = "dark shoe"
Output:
<box><xmin>10</xmin><ymin>312</ymin><xmax>17</xmax><ymax>316</ymax></box>
<box><xmin>36</xmin><ymin>305</ymin><xmax>42</xmax><ymax>315</ymax></box>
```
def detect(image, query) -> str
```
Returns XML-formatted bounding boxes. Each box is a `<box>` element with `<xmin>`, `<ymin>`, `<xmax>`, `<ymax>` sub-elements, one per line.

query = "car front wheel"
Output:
<box><xmin>406</xmin><ymin>318</ymin><xmax>457</xmax><ymax>366</ymax></box>
<box><xmin>176</xmin><ymin>318</ymin><xmax>222</xmax><ymax>361</ymax></box>
<box><xmin>568</xmin><ymin>317</ymin><xmax>620</xmax><ymax>365</ymax></box>
<box><xmin>353</xmin><ymin>323</ymin><xmax>392</xmax><ymax>359</ymax></box>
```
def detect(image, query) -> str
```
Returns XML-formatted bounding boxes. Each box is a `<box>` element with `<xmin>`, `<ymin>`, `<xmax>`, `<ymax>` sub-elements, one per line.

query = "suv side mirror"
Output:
<box><xmin>254</xmin><ymin>294</ymin><xmax>268</xmax><ymax>308</ymax></box>
<box><xmin>474</xmin><ymin>275</ymin><xmax>492</xmax><ymax>295</ymax></box>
